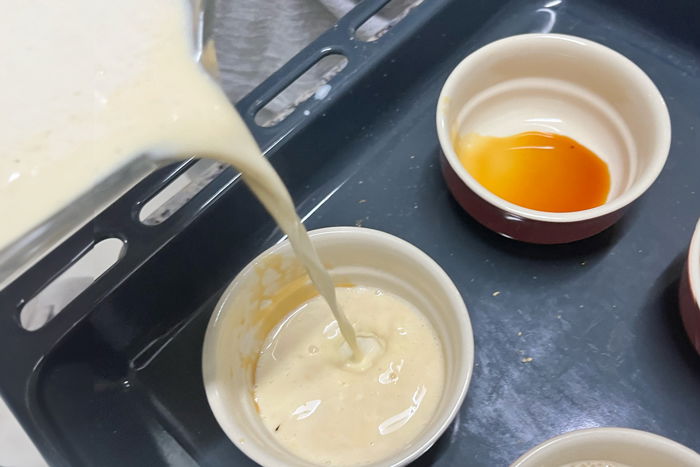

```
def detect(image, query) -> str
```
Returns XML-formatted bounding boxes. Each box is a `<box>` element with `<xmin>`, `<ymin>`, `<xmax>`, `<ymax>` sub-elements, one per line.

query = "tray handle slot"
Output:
<box><xmin>252</xmin><ymin>53</ymin><xmax>349</xmax><ymax>128</ymax></box>
<box><xmin>354</xmin><ymin>0</ymin><xmax>426</xmax><ymax>41</ymax></box>
<box><xmin>236</xmin><ymin>0</ymin><xmax>413</xmax><ymax>151</ymax></box>
<box><xmin>237</xmin><ymin>48</ymin><xmax>347</xmax><ymax>134</ymax></box>
<box><xmin>19</xmin><ymin>238</ymin><xmax>125</xmax><ymax>331</ymax></box>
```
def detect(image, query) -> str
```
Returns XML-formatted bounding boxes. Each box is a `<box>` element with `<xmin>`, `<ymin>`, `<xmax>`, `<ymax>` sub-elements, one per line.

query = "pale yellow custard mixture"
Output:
<box><xmin>255</xmin><ymin>286</ymin><xmax>445</xmax><ymax>465</ymax></box>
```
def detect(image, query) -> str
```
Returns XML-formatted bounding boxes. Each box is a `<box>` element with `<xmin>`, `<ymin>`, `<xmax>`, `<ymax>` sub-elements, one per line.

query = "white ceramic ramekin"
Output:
<box><xmin>437</xmin><ymin>34</ymin><xmax>671</xmax><ymax>244</ymax></box>
<box><xmin>202</xmin><ymin>227</ymin><xmax>473</xmax><ymax>466</ymax></box>
<box><xmin>680</xmin><ymin>219</ymin><xmax>700</xmax><ymax>354</ymax></box>
<box><xmin>511</xmin><ymin>427</ymin><xmax>700</xmax><ymax>467</ymax></box>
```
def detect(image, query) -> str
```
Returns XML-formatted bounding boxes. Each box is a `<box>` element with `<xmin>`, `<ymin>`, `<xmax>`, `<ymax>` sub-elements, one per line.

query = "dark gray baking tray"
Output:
<box><xmin>1</xmin><ymin>0</ymin><xmax>699</xmax><ymax>465</ymax></box>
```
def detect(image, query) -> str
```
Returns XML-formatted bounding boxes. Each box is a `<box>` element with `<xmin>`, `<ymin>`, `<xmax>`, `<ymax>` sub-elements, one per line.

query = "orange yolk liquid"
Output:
<box><xmin>456</xmin><ymin>131</ymin><xmax>611</xmax><ymax>212</ymax></box>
